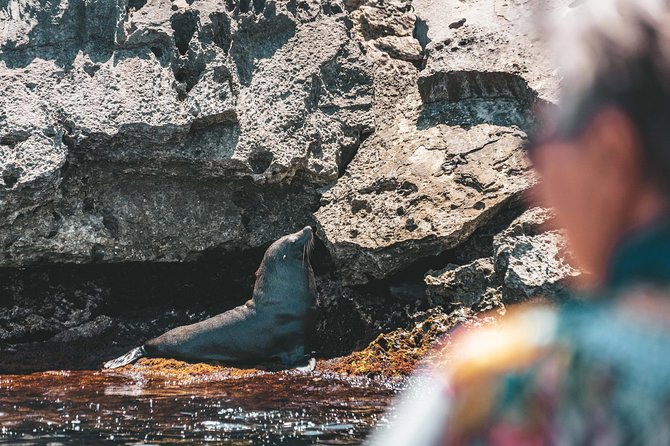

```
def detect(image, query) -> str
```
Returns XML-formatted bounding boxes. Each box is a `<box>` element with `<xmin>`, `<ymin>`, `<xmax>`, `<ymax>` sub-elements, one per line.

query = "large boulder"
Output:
<box><xmin>423</xmin><ymin>208</ymin><xmax>581</xmax><ymax>310</ymax></box>
<box><xmin>313</xmin><ymin>0</ymin><xmax>577</xmax><ymax>285</ymax></box>
<box><xmin>493</xmin><ymin>207</ymin><xmax>581</xmax><ymax>302</ymax></box>
<box><xmin>0</xmin><ymin>0</ymin><xmax>374</xmax><ymax>266</ymax></box>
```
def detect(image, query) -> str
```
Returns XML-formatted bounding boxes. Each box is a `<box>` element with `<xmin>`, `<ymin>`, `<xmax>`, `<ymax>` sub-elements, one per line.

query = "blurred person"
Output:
<box><xmin>368</xmin><ymin>0</ymin><xmax>670</xmax><ymax>444</ymax></box>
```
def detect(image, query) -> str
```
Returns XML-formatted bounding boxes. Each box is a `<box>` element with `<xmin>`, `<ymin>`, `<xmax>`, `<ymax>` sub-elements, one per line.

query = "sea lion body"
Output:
<box><xmin>104</xmin><ymin>226</ymin><xmax>316</xmax><ymax>369</ymax></box>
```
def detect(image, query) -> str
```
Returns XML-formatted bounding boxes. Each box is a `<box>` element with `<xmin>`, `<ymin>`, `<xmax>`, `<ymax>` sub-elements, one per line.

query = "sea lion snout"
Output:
<box><xmin>264</xmin><ymin>226</ymin><xmax>315</xmax><ymax>262</ymax></box>
<box><xmin>284</xmin><ymin>227</ymin><xmax>314</xmax><ymax>265</ymax></box>
<box><xmin>285</xmin><ymin>226</ymin><xmax>313</xmax><ymax>247</ymax></box>
<box><xmin>295</xmin><ymin>226</ymin><xmax>313</xmax><ymax>244</ymax></box>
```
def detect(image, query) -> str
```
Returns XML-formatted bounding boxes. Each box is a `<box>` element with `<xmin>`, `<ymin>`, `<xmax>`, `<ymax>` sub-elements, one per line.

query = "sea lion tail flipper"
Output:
<box><xmin>103</xmin><ymin>346</ymin><xmax>147</xmax><ymax>369</ymax></box>
<box><xmin>278</xmin><ymin>347</ymin><xmax>316</xmax><ymax>373</ymax></box>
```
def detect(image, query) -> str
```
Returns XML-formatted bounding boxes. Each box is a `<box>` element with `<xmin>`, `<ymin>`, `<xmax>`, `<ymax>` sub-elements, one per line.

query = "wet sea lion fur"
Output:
<box><xmin>104</xmin><ymin>226</ymin><xmax>316</xmax><ymax>370</ymax></box>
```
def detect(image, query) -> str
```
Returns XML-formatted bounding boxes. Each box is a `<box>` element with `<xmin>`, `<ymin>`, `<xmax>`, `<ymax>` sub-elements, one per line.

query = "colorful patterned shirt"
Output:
<box><xmin>368</xmin><ymin>220</ymin><xmax>670</xmax><ymax>446</ymax></box>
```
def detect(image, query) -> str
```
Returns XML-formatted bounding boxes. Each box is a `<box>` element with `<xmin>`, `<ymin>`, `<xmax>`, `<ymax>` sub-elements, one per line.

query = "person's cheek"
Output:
<box><xmin>533</xmin><ymin>147</ymin><xmax>569</xmax><ymax>215</ymax></box>
<box><xmin>534</xmin><ymin>147</ymin><xmax>591</xmax><ymax>267</ymax></box>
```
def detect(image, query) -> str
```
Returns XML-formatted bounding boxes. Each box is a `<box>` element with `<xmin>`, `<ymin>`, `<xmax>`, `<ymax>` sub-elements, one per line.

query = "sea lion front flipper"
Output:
<box><xmin>103</xmin><ymin>346</ymin><xmax>147</xmax><ymax>369</ymax></box>
<box><xmin>294</xmin><ymin>357</ymin><xmax>316</xmax><ymax>373</ymax></box>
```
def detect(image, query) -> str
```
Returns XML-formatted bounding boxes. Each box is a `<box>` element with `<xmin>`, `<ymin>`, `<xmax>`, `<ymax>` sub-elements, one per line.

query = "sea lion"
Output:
<box><xmin>104</xmin><ymin>226</ymin><xmax>316</xmax><ymax>370</ymax></box>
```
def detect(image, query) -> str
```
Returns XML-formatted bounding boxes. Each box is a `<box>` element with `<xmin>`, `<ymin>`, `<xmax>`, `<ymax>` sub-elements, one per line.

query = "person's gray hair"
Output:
<box><xmin>547</xmin><ymin>0</ymin><xmax>670</xmax><ymax>193</ymax></box>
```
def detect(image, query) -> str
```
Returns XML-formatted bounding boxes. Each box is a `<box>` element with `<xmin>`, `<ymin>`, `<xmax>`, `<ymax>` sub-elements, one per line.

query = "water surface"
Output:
<box><xmin>0</xmin><ymin>369</ymin><xmax>398</xmax><ymax>445</ymax></box>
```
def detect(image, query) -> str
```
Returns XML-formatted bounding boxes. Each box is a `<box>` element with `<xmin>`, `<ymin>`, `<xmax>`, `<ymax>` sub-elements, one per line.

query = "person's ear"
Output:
<box><xmin>581</xmin><ymin>107</ymin><xmax>642</xmax><ymax>188</ymax></box>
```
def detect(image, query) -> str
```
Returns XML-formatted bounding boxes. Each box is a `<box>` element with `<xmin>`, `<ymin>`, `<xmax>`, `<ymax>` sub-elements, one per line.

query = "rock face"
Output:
<box><xmin>415</xmin><ymin>0</ymin><xmax>566</xmax><ymax>106</ymax></box>
<box><xmin>0</xmin><ymin>0</ymin><xmax>572</xmax><ymax>272</ymax></box>
<box><xmin>0</xmin><ymin>0</ymin><xmax>584</xmax><ymax>373</ymax></box>
<box><xmin>314</xmin><ymin>0</ymin><xmax>576</xmax><ymax>285</ymax></box>
<box><xmin>0</xmin><ymin>0</ymin><xmax>374</xmax><ymax>265</ymax></box>
<box><xmin>425</xmin><ymin>258</ymin><xmax>498</xmax><ymax>308</ymax></box>
<box><xmin>493</xmin><ymin>207</ymin><xmax>581</xmax><ymax>302</ymax></box>
<box><xmin>424</xmin><ymin>207</ymin><xmax>580</xmax><ymax>310</ymax></box>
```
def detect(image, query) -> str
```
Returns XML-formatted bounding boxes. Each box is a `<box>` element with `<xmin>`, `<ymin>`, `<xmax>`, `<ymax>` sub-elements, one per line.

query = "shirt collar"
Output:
<box><xmin>605</xmin><ymin>218</ymin><xmax>670</xmax><ymax>292</ymax></box>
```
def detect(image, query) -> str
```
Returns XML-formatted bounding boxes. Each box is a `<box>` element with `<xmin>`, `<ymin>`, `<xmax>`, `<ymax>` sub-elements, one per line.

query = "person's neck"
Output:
<box><xmin>600</xmin><ymin>193</ymin><xmax>670</xmax><ymax>292</ymax></box>
<box><xmin>585</xmin><ymin>189</ymin><xmax>668</xmax><ymax>291</ymax></box>
<box><xmin>623</xmin><ymin>189</ymin><xmax>668</xmax><ymax>236</ymax></box>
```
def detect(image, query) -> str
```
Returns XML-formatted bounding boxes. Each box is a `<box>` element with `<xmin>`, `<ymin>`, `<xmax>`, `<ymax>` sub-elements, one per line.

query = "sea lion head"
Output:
<box><xmin>264</xmin><ymin>226</ymin><xmax>314</xmax><ymax>263</ymax></box>
<box><xmin>253</xmin><ymin>226</ymin><xmax>316</xmax><ymax>303</ymax></box>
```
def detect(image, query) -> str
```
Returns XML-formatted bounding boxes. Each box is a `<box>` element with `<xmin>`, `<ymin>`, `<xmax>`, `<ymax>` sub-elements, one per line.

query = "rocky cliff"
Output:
<box><xmin>0</xmin><ymin>0</ymin><xmax>580</xmax><ymax>373</ymax></box>
<box><xmin>1</xmin><ymin>0</ymin><xmax>375</xmax><ymax>265</ymax></box>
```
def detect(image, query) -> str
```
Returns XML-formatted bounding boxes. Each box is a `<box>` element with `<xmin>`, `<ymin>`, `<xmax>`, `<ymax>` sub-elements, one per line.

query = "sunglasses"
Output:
<box><xmin>524</xmin><ymin>98</ymin><xmax>602</xmax><ymax>162</ymax></box>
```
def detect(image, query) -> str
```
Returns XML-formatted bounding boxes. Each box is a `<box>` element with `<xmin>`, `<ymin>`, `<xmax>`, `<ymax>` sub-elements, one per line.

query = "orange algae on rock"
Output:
<box><xmin>107</xmin><ymin>357</ymin><xmax>265</xmax><ymax>383</ymax></box>
<box><xmin>102</xmin><ymin>306</ymin><xmax>505</xmax><ymax>381</ymax></box>
<box><xmin>327</xmin><ymin>307</ymin><xmax>503</xmax><ymax>378</ymax></box>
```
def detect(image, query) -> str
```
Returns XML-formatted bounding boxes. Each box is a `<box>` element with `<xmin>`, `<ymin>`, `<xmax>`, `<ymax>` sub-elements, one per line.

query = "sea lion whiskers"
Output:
<box><xmin>300</xmin><ymin>229</ymin><xmax>314</xmax><ymax>268</ymax></box>
<box><xmin>303</xmin><ymin>236</ymin><xmax>313</xmax><ymax>266</ymax></box>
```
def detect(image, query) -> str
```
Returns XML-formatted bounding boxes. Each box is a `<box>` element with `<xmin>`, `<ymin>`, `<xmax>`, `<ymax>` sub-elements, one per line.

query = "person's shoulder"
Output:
<box><xmin>427</xmin><ymin>303</ymin><xmax>562</xmax><ymax>444</ymax></box>
<box><xmin>444</xmin><ymin>303</ymin><xmax>560</xmax><ymax>389</ymax></box>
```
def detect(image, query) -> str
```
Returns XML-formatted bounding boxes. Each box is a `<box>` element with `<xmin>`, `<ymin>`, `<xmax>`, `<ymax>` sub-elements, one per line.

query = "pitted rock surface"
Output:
<box><xmin>414</xmin><ymin>0</ymin><xmax>574</xmax><ymax>105</ymax></box>
<box><xmin>493</xmin><ymin>207</ymin><xmax>581</xmax><ymax>302</ymax></box>
<box><xmin>0</xmin><ymin>0</ymin><xmax>373</xmax><ymax>265</ymax></box>
<box><xmin>314</xmin><ymin>0</ymin><xmax>578</xmax><ymax>285</ymax></box>
<box><xmin>1</xmin><ymin>0</ymin><xmax>586</xmax><ymax>374</ymax></box>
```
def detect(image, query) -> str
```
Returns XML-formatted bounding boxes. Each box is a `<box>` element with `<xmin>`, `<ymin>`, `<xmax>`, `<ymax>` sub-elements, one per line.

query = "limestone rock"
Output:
<box><xmin>494</xmin><ymin>207</ymin><xmax>581</xmax><ymax>302</ymax></box>
<box><xmin>423</xmin><ymin>208</ymin><xmax>580</xmax><ymax>309</ymax></box>
<box><xmin>314</xmin><ymin>0</ymin><xmax>578</xmax><ymax>285</ymax></box>
<box><xmin>315</xmin><ymin>113</ymin><xmax>534</xmax><ymax>284</ymax></box>
<box><xmin>373</xmin><ymin>36</ymin><xmax>423</xmax><ymax>61</ymax></box>
<box><xmin>0</xmin><ymin>0</ymin><xmax>374</xmax><ymax>266</ymax></box>
<box><xmin>315</xmin><ymin>0</ymin><xmax>537</xmax><ymax>284</ymax></box>
<box><xmin>349</xmin><ymin>0</ymin><xmax>420</xmax><ymax>62</ymax></box>
<box><xmin>425</xmin><ymin>258</ymin><xmax>498</xmax><ymax>308</ymax></box>
<box><xmin>414</xmin><ymin>0</ymin><xmax>574</xmax><ymax>105</ymax></box>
